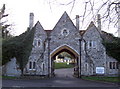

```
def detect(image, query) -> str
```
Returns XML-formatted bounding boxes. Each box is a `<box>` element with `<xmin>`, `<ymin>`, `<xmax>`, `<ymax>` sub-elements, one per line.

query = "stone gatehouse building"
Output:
<box><xmin>22</xmin><ymin>12</ymin><xmax>119</xmax><ymax>77</ymax></box>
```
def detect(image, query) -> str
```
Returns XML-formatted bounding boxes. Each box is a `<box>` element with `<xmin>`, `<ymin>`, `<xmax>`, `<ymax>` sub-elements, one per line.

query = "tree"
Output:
<box><xmin>46</xmin><ymin>0</ymin><xmax>120</xmax><ymax>32</ymax></box>
<box><xmin>103</xmin><ymin>37</ymin><xmax>120</xmax><ymax>62</ymax></box>
<box><xmin>2</xmin><ymin>28</ymin><xmax>35</xmax><ymax>75</ymax></box>
<box><xmin>0</xmin><ymin>4</ymin><xmax>12</xmax><ymax>39</ymax></box>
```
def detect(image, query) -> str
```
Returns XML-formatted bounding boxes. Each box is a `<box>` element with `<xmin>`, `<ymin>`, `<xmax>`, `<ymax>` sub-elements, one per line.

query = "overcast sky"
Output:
<box><xmin>0</xmin><ymin>0</ymin><xmax>118</xmax><ymax>36</ymax></box>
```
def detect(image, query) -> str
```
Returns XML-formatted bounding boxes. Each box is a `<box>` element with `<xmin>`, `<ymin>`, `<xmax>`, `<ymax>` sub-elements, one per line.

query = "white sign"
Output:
<box><xmin>96</xmin><ymin>67</ymin><xmax>104</xmax><ymax>74</ymax></box>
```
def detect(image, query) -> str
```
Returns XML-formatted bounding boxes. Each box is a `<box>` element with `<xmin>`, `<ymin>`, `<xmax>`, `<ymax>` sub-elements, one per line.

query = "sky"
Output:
<box><xmin>0</xmin><ymin>0</ymin><xmax>119</xmax><ymax>36</ymax></box>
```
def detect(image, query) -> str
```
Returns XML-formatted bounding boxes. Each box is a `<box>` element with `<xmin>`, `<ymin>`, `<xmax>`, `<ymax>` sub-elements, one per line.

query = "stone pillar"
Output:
<box><xmin>97</xmin><ymin>14</ymin><xmax>101</xmax><ymax>33</ymax></box>
<box><xmin>76</xmin><ymin>15</ymin><xmax>79</xmax><ymax>30</ymax></box>
<box><xmin>29</xmin><ymin>13</ymin><xmax>34</xmax><ymax>29</ymax></box>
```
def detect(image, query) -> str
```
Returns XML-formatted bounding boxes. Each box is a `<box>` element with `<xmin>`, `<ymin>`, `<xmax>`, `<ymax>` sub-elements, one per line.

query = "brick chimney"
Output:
<box><xmin>97</xmin><ymin>14</ymin><xmax>101</xmax><ymax>32</ymax></box>
<box><xmin>29</xmin><ymin>13</ymin><xmax>34</xmax><ymax>29</ymax></box>
<box><xmin>76</xmin><ymin>15</ymin><xmax>79</xmax><ymax>30</ymax></box>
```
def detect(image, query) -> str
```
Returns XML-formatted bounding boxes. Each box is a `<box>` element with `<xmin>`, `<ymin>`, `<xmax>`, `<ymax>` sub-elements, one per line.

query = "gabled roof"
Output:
<box><xmin>51</xmin><ymin>11</ymin><xmax>78</xmax><ymax>32</ymax></box>
<box><xmin>79</xmin><ymin>21</ymin><xmax>101</xmax><ymax>37</ymax></box>
<box><xmin>34</xmin><ymin>21</ymin><xmax>47</xmax><ymax>35</ymax></box>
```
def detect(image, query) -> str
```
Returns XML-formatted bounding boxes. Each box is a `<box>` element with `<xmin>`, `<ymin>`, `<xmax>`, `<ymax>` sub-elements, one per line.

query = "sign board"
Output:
<box><xmin>96</xmin><ymin>67</ymin><xmax>104</xmax><ymax>74</ymax></box>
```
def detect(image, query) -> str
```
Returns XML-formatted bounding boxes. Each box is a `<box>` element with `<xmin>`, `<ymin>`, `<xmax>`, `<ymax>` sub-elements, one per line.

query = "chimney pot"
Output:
<box><xmin>76</xmin><ymin>15</ymin><xmax>79</xmax><ymax>30</ymax></box>
<box><xmin>97</xmin><ymin>14</ymin><xmax>101</xmax><ymax>32</ymax></box>
<box><xmin>29</xmin><ymin>12</ymin><xmax>34</xmax><ymax>29</ymax></box>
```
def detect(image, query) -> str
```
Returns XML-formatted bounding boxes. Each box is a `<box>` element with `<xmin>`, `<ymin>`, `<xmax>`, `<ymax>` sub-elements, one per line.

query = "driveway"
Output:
<box><xmin>2</xmin><ymin>68</ymin><xmax>119</xmax><ymax>88</ymax></box>
<box><xmin>54</xmin><ymin>68</ymin><xmax>74</xmax><ymax>78</ymax></box>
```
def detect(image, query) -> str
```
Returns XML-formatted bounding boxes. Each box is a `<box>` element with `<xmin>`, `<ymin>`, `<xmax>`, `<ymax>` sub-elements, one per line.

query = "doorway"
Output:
<box><xmin>50</xmin><ymin>45</ymin><xmax>79</xmax><ymax>78</ymax></box>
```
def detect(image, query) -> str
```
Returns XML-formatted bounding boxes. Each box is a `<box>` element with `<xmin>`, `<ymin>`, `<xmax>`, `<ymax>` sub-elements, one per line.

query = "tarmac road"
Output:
<box><xmin>2</xmin><ymin>68</ymin><xmax>120</xmax><ymax>89</ymax></box>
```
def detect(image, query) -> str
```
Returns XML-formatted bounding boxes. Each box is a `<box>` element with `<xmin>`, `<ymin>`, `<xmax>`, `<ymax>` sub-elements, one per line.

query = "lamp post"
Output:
<box><xmin>79</xmin><ymin>38</ymin><xmax>82</xmax><ymax>78</ymax></box>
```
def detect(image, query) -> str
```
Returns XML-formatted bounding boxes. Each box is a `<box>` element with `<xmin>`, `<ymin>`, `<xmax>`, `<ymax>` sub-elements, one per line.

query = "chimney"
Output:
<box><xmin>29</xmin><ymin>12</ymin><xmax>34</xmax><ymax>29</ymax></box>
<box><xmin>76</xmin><ymin>15</ymin><xmax>79</xmax><ymax>30</ymax></box>
<box><xmin>97</xmin><ymin>14</ymin><xmax>101</xmax><ymax>32</ymax></box>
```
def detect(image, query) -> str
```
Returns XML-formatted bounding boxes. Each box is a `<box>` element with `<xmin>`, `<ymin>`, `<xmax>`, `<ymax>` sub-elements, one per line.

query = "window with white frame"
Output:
<box><xmin>92</xmin><ymin>41</ymin><xmax>97</xmax><ymax>48</ymax></box>
<box><xmin>87</xmin><ymin>41</ymin><xmax>97</xmax><ymax>49</ymax></box>
<box><xmin>82</xmin><ymin>42</ymin><xmax>85</xmax><ymax>50</ymax></box>
<box><xmin>33</xmin><ymin>39</ymin><xmax>42</xmax><ymax>47</ymax></box>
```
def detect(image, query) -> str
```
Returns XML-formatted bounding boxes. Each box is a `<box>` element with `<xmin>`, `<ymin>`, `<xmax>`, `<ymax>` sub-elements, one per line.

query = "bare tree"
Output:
<box><xmin>46</xmin><ymin>0</ymin><xmax>120</xmax><ymax>34</ymax></box>
<box><xmin>0</xmin><ymin>4</ymin><xmax>12</xmax><ymax>39</ymax></box>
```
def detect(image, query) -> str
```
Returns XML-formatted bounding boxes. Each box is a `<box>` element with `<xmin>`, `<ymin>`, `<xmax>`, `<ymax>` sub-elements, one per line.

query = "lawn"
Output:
<box><xmin>1</xmin><ymin>76</ymin><xmax>17</xmax><ymax>79</ymax></box>
<box><xmin>82</xmin><ymin>76</ymin><xmax>120</xmax><ymax>83</ymax></box>
<box><xmin>54</xmin><ymin>62</ymin><xmax>74</xmax><ymax>69</ymax></box>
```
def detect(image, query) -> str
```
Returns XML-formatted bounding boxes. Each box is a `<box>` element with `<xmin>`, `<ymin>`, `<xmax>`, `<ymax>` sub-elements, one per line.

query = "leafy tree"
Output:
<box><xmin>2</xmin><ymin>27</ymin><xmax>35</xmax><ymax>75</ymax></box>
<box><xmin>103</xmin><ymin>37</ymin><xmax>120</xmax><ymax>62</ymax></box>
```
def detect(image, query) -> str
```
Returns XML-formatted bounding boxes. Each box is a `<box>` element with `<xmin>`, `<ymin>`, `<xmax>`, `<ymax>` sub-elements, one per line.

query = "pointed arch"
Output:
<box><xmin>50</xmin><ymin>44</ymin><xmax>79</xmax><ymax>58</ymax></box>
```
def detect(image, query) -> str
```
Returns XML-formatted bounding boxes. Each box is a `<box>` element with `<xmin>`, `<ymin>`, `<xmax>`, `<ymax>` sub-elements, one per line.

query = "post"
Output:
<box><xmin>79</xmin><ymin>39</ymin><xmax>82</xmax><ymax>78</ymax></box>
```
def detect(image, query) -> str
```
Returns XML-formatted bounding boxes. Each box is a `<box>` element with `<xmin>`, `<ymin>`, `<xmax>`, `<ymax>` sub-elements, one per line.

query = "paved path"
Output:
<box><xmin>2</xmin><ymin>68</ymin><xmax>120</xmax><ymax>89</ymax></box>
<box><xmin>54</xmin><ymin>68</ymin><xmax>74</xmax><ymax>78</ymax></box>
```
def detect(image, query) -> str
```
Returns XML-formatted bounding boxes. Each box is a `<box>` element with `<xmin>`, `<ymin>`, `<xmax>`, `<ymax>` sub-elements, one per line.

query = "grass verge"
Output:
<box><xmin>1</xmin><ymin>76</ymin><xmax>17</xmax><ymax>79</ymax></box>
<box><xmin>55</xmin><ymin>62</ymin><xmax>74</xmax><ymax>69</ymax></box>
<box><xmin>82</xmin><ymin>76</ymin><xmax>120</xmax><ymax>83</ymax></box>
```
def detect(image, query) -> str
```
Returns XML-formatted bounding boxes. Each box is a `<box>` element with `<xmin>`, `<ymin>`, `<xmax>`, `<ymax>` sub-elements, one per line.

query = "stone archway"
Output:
<box><xmin>50</xmin><ymin>45</ymin><xmax>80</xmax><ymax>77</ymax></box>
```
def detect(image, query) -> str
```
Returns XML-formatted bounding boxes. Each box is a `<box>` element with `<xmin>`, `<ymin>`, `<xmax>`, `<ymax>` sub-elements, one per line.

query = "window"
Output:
<box><xmin>63</xmin><ymin>29</ymin><xmax>68</xmax><ymax>35</ymax></box>
<box><xmin>43</xmin><ymin>63</ymin><xmax>44</xmax><ymax>71</ymax></box>
<box><xmin>33</xmin><ymin>39</ymin><xmax>41</xmax><ymax>47</ymax></box>
<box><xmin>29</xmin><ymin>61</ymin><xmax>36</xmax><ymax>70</ymax></box>
<box><xmin>109</xmin><ymin>62</ymin><xmax>119</xmax><ymax>69</ymax></box>
<box><xmin>109</xmin><ymin>62</ymin><xmax>112</xmax><ymax>69</ymax></box>
<box><xmin>33</xmin><ymin>40</ymin><xmax>37</xmax><ymax>46</ymax></box>
<box><xmin>116</xmin><ymin>62</ymin><xmax>119</xmax><ymax>69</ymax></box>
<box><xmin>89</xmin><ymin>41</ymin><xmax>92</xmax><ymax>47</ymax></box>
<box><xmin>38</xmin><ymin>40</ymin><xmax>41</xmax><ymax>46</ymax></box>
<box><xmin>87</xmin><ymin>41</ymin><xmax>97</xmax><ymax>49</ymax></box>
<box><xmin>92</xmin><ymin>41</ymin><xmax>97</xmax><ymax>48</ymax></box>
<box><xmin>82</xmin><ymin>42</ymin><xmax>85</xmax><ymax>50</ymax></box>
<box><xmin>33</xmin><ymin>62</ymin><xmax>36</xmax><ymax>69</ymax></box>
<box><xmin>29</xmin><ymin>61</ymin><xmax>32</xmax><ymax>69</ymax></box>
<box><xmin>85</xmin><ymin>64</ymin><xmax>88</xmax><ymax>71</ymax></box>
<box><xmin>113</xmin><ymin>62</ymin><xmax>115</xmax><ymax>69</ymax></box>
<box><xmin>61</xmin><ymin>28</ymin><xmax>69</xmax><ymax>36</ymax></box>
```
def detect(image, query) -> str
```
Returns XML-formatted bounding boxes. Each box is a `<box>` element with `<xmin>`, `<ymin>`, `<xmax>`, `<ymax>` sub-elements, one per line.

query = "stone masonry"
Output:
<box><xmin>24</xmin><ymin>12</ymin><xmax>119</xmax><ymax>77</ymax></box>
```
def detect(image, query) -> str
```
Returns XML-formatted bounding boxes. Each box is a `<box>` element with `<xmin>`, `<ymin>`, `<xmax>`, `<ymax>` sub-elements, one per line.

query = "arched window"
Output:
<box><xmin>43</xmin><ymin>63</ymin><xmax>44</xmax><ymax>71</ymax></box>
<box><xmin>109</xmin><ymin>62</ymin><xmax>112</xmax><ymax>69</ymax></box>
<box><xmin>38</xmin><ymin>40</ymin><xmax>41</xmax><ymax>46</ymax></box>
<box><xmin>29</xmin><ymin>61</ymin><xmax>32</xmax><ymax>69</ymax></box>
<box><xmin>85</xmin><ymin>63</ymin><xmax>88</xmax><ymax>72</ymax></box>
<box><xmin>33</xmin><ymin>62</ymin><xmax>36</xmax><ymax>69</ymax></box>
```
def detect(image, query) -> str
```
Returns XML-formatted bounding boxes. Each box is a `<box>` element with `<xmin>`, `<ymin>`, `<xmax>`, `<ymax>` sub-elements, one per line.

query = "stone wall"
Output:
<box><xmin>2</xmin><ymin>57</ymin><xmax>21</xmax><ymax>77</ymax></box>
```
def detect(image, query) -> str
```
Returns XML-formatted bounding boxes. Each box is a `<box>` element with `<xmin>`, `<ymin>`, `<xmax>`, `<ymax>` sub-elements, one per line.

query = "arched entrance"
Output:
<box><xmin>50</xmin><ymin>45</ymin><xmax>80</xmax><ymax>77</ymax></box>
